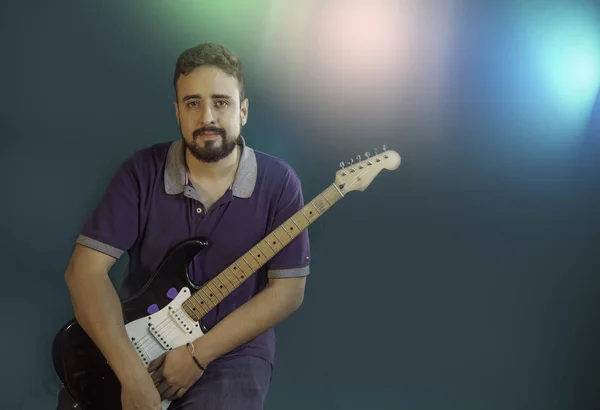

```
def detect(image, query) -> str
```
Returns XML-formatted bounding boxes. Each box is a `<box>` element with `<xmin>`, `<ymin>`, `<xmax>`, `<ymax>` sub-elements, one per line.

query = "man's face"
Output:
<box><xmin>174</xmin><ymin>65</ymin><xmax>248</xmax><ymax>163</ymax></box>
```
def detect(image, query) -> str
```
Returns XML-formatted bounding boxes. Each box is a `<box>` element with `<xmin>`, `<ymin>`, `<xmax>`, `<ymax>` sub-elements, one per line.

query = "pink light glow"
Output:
<box><xmin>311</xmin><ymin>0</ymin><xmax>408</xmax><ymax>90</ymax></box>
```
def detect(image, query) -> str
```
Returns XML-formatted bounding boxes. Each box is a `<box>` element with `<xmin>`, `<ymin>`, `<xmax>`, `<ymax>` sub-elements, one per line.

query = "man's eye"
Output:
<box><xmin>216</xmin><ymin>100</ymin><xmax>228</xmax><ymax>107</ymax></box>
<box><xmin>187</xmin><ymin>101</ymin><xmax>199</xmax><ymax>108</ymax></box>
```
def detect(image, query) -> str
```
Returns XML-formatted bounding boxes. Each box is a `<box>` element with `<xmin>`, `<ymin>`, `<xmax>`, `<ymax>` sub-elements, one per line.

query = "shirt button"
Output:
<box><xmin>196</xmin><ymin>207</ymin><xmax>202</xmax><ymax>214</ymax></box>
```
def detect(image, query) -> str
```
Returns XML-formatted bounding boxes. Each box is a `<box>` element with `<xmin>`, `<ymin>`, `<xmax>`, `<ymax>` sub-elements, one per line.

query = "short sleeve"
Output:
<box><xmin>266</xmin><ymin>168</ymin><xmax>311</xmax><ymax>279</ymax></box>
<box><xmin>75</xmin><ymin>157</ymin><xmax>141</xmax><ymax>259</ymax></box>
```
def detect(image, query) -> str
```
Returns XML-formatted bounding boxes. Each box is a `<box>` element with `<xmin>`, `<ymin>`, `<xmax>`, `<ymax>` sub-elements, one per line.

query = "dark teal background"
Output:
<box><xmin>1</xmin><ymin>0</ymin><xmax>599</xmax><ymax>409</ymax></box>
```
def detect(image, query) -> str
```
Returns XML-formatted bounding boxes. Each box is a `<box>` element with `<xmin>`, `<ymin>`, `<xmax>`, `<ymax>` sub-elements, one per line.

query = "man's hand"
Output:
<box><xmin>148</xmin><ymin>344</ymin><xmax>204</xmax><ymax>401</ymax></box>
<box><xmin>120</xmin><ymin>371</ymin><xmax>162</xmax><ymax>410</ymax></box>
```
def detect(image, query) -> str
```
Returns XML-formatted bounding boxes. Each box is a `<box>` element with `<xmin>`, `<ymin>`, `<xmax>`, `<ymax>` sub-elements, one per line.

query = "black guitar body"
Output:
<box><xmin>52</xmin><ymin>238</ymin><xmax>210</xmax><ymax>410</ymax></box>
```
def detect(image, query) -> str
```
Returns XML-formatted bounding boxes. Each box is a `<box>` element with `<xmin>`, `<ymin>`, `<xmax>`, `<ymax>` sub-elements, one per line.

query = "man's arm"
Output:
<box><xmin>191</xmin><ymin>276</ymin><xmax>306</xmax><ymax>366</ymax></box>
<box><xmin>64</xmin><ymin>244</ymin><xmax>149</xmax><ymax>384</ymax></box>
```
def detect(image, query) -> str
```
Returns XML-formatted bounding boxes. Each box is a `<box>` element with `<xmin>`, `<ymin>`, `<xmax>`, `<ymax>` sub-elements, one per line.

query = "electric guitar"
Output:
<box><xmin>52</xmin><ymin>147</ymin><xmax>401</xmax><ymax>410</ymax></box>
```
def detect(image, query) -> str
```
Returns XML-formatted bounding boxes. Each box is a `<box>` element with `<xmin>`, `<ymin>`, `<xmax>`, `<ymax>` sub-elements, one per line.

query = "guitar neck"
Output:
<box><xmin>181</xmin><ymin>183</ymin><xmax>344</xmax><ymax>321</ymax></box>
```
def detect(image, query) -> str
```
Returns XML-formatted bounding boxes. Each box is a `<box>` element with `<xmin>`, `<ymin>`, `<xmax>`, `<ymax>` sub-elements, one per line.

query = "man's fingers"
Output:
<box><xmin>167</xmin><ymin>387</ymin><xmax>188</xmax><ymax>402</ymax></box>
<box><xmin>147</xmin><ymin>354</ymin><xmax>165</xmax><ymax>373</ymax></box>
<box><xmin>161</xmin><ymin>385</ymin><xmax>179</xmax><ymax>401</ymax></box>
<box><xmin>151</xmin><ymin>366</ymin><xmax>164</xmax><ymax>384</ymax></box>
<box><xmin>156</xmin><ymin>381</ymin><xmax>171</xmax><ymax>395</ymax></box>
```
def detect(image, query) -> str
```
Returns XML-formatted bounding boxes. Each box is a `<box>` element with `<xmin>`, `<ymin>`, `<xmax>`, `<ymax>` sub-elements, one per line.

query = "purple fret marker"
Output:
<box><xmin>147</xmin><ymin>304</ymin><xmax>159</xmax><ymax>314</ymax></box>
<box><xmin>167</xmin><ymin>288</ymin><xmax>178</xmax><ymax>300</ymax></box>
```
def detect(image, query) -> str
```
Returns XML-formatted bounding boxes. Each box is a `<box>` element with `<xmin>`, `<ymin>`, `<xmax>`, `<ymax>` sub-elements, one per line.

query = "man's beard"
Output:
<box><xmin>181</xmin><ymin>125</ymin><xmax>240</xmax><ymax>163</ymax></box>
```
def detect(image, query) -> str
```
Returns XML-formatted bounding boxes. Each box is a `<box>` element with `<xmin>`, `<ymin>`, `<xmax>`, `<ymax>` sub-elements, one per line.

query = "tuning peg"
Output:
<box><xmin>382</xmin><ymin>144</ymin><xmax>387</xmax><ymax>151</ymax></box>
<box><xmin>348</xmin><ymin>158</ymin><xmax>354</xmax><ymax>165</ymax></box>
<box><xmin>364</xmin><ymin>151</ymin><xmax>371</xmax><ymax>158</ymax></box>
<box><xmin>339</xmin><ymin>161</ymin><xmax>345</xmax><ymax>169</ymax></box>
<box><xmin>356</xmin><ymin>154</ymin><xmax>362</xmax><ymax>162</ymax></box>
<box><xmin>373</xmin><ymin>148</ymin><xmax>379</xmax><ymax>155</ymax></box>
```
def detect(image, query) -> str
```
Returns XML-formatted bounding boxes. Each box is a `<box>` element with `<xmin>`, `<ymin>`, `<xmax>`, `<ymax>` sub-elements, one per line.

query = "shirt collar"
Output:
<box><xmin>164</xmin><ymin>135</ymin><xmax>257</xmax><ymax>198</ymax></box>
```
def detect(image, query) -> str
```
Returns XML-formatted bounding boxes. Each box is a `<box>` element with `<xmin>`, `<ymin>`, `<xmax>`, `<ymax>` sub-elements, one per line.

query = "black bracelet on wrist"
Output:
<box><xmin>186</xmin><ymin>342</ymin><xmax>206</xmax><ymax>371</ymax></box>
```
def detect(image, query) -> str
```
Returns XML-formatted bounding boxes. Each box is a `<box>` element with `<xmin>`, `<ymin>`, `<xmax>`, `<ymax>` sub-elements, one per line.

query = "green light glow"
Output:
<box><xmin>520</xmin><ymin>1</ymin><xmax>600</xmax><ymax>115</ymax></box>
<box><xmin>113</xmin><ymin>0</ymin><xmax>273</xmax><ymax>52</ymax></box>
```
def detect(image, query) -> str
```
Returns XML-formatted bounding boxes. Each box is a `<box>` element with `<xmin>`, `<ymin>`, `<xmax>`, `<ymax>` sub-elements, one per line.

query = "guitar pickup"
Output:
<box><xmin>148</xmin><ymin>321</ymin><xmax>174</xmax><ymax>350</ymax></box>
<box><xmin>168</xmin><ymin>306</ymin><xmax>198</xmax><ymax>335</ymax></box>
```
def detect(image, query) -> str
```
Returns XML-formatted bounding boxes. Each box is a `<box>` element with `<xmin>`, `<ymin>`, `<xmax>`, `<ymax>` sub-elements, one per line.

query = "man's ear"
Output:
<box><xmin>173</xmin><ymin>101</ymin><xmax>180</xmax><ymax>126</ymax></box>
<box><xmin>240</xmin><ymin>98</ymin><xmax>249</xmax><ymax>126</ymax></box>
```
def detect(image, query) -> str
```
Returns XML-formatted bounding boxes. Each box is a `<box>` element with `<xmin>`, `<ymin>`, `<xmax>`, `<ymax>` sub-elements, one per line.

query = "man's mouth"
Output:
<box><xmin>196</xmin><ymin>131</ymin><xmax>221</xmax><ymax>138</ymax></box>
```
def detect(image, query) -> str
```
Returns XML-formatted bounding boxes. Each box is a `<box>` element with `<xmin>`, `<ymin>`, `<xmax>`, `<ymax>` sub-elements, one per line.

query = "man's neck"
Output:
<box><xmin>185</xmin><ymin>144</ymin><xmax>241</xmax><ymax>182</ymax></box>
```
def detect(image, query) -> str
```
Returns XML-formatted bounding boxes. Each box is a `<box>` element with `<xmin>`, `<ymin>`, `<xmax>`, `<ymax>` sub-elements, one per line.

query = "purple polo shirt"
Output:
<box><xmin>75</xmin><ymin>137</ymin><xmax>311</xmax><ymax>366</ymax></box>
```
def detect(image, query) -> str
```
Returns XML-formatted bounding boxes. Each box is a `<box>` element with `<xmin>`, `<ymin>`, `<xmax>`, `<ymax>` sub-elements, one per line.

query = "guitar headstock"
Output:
<box><xmin>334</xmin><ymin>145</ymin><xmax>401</xmax><ymax>195</ymax></box>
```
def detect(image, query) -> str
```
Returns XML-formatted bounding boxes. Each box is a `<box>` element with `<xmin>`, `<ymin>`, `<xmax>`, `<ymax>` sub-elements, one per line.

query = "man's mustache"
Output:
<box><xmin>193</xmin><ymin>126</ymin><xmax>225</xmax><ymax>138</ymax></box>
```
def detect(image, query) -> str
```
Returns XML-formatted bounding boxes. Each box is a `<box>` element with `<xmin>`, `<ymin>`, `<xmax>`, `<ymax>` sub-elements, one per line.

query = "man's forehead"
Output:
<box><xmin>178</xmin><ymin>66</ymin><xmax>240</xmax><ymax>96</ymax></box>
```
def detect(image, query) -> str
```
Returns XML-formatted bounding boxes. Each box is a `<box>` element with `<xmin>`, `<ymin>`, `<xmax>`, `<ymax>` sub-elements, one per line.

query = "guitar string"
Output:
<box><xmin>133</xmin><ymin>306</ymin><xmax>193</xmax><ymax>359</ymax></box>
<box><xmin>136</xmin><ymin>305</ymin><xmax>190</xmax><ymax>350</ymax></box>
<box><xmin>133</xmin><ymin>177</ymin><xmax>362</xmax><ymax>359</ymax></box>
<box><xmin>129</xmin><ymin>163</ymin><xmax>377</xmax><ymax>361</ymax></box>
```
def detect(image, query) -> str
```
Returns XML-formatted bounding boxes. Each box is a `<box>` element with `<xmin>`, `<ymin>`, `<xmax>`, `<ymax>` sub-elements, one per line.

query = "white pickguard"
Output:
<box><xmin>124</xmin><ymin>287</ymin><xmax>205</xmax><ymax>410</ymax></box>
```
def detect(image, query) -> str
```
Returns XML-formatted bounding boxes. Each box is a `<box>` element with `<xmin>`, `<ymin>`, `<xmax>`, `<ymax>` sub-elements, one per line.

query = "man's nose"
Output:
<box><xmin>198</xmin><ymin>101</ymin><xmax>215</xmax><ymax>124</ymax></box>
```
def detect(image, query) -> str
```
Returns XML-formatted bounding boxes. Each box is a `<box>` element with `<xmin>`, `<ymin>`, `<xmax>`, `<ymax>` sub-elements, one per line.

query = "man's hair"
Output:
<box><xmin>173</xmin><ymin>43</ymin><xmax>246</xmax><ymax>102</ymax></box>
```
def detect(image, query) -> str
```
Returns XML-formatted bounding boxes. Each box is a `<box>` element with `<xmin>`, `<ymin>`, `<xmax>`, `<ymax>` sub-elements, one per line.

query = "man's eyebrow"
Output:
<box><xmin>182</xmin><ymin>94</ymin><xmax>233</xmax><ymax>101</ymax></box>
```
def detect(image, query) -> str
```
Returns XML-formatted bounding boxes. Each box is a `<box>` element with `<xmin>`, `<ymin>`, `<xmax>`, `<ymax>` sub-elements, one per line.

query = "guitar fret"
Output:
<box><xmin>240</xmin><ymin>255</ymin><xmax>257</xmax><ymax>272</ymax></box>
<box><xmin>208</xmin><ymin>281</ymin><xmax>225</xmax><ymax>300</ymax></box>
<box><xmin>233</xmin><ymin>261</ymin><xmax>248</xmax><ymax>277</ymax></box>
<box><xmin>327</xmin><ymin>186</ymin><xmax>338</xmax><ymax>200</ymax></box>
<box><xmin>223</xmin><ymin>269</ymin><xmax>237</xmax><ymax>290</ymax></box>
<box><xmin>248</xmin><ymin>247</ymin><xmax>262</xmax><ymax>261</ymax></box>
<box><xmin>332</xmin><ymin>183</ymin><xmax>344</xmax><ymax>197</ymax></box>
<box><xmin>300</xmin><ymin>208</ymin><xmax>314</xmax><ymax>223</ymax></box>
<box><xmin>182</xmin><ymin>302</ymin><xmax>201</xmax><ymax>321</ymax></box>
<box><xmin>200</xmin><ymin>288</ymin><xmax>216</xmax><ymax>308</ymax></box>
<box><xmin>292</xmin><ymin>213</ymin><xmax>310</xmax><ymax>229</ymax></box>
<box><xmin>317</xmin><ymin>196</ymin><xmax>329</xmax><ymax>211</ymax></box>
<box><xmin>309</xmin><ymin>200</ymin><xmax>322</xmax><ymax>215</ymax></box>
<box><xmin>279</xmin><ymin>226</ymin><xmax>294</xmax><ymax>242</ymax></box>
<box><xmin>323</xmin><ymin>187</ymin><xmax>342</xmax><ymax>205</ymax></box>
<box><xmin>290</xmin><ymin>217</ymin><xmax>301</xmax><ymax>231</ymax></box>
<box><xmin>248</xmin><ymin>248</ymin><xmax>264</xmax><ymax>267</ymax></box>
<box><xmin>305</xmin><ymin>203</ymin><xmax>321</xmax><ymax>219</ymax></box>
<box><xmin>215</xmin><ymin>276</ymin><xmax>231</xmax><ymax>295</ymax></box>
<box><xmin>227</xmin><ymin>268</ymin><xmax>242</xmax><ymax>288</ymax></box>
<box><xmin>280</xmin><ymin>224</ymin><xmax>294</xmax><ymax>240</ymax></box>
<box><xmin>246</xmin><ymin>252</ymin><xmax>261</xmax><ymax>270</ymax></box>
<box><xmin>320</xmin><ymin>193</ymin><xmax>332</xmax><ymax>207</ymax></box>
<box><xmin>281</xmin><ymin>218</ymin><xmax>301</xmax><ymax>239</ymax></box>
<box><xmin>232</xmin><ymin>262</ymin><xmax>249</xmax><ymax>280</ymax></box>
<box><xmin>272</xmin><ymin>230</ymin><xmax>285</xmax><ymax>246</ymax></box>
<box><xmin>264</xmin><ymin>238</ymin><xmax>277</xmax><ymax>253</ymax></box>
<box><xmin>210</xmin><ymin>275</ymin><xmax>229</xmax><ymax>296</ymax></box>
<box><xmin>257</xmin><ymin>241</ymin><xmax>275</xmax><ymax>258</ymax></box>
<box><xmin>191</xmin><ymin>294</ymin><xmax>209</xmax><ymax>314</ymax></box>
